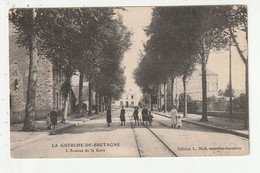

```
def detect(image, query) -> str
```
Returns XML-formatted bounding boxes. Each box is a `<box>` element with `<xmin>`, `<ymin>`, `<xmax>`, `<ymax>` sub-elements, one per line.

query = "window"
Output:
<box><xmin>126</xmin><ymin>95</ymin><xmax>128</xmax><ymax>99</ymax></box>
<box><xmin>120</xmin><ymin>101</ymin><xmax>123</xmax><ymax>106</ymax></box>
<box><xmin>131</xmin><ymin>95</ymin><xmax>134</xmax><ymax>99</ymax></box>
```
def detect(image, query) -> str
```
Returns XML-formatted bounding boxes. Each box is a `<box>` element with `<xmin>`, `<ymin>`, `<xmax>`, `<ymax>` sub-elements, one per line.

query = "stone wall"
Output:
<box><xmin>53</xmin><ymin>68</ymin><xmax>64</xmax><ymax>110</ymax></box>
<box><xmin>9</xmin><ymin>61</ymin><xmax>26</xmax><ymax>123</ymax></box>
<box><xmin>35</xmin><ymin>55</ymin><xmax>54</xmax><ymax>110</ymax></box>
<box><xmin>10</xmin><ymin>61</ymin><xmax>26</xmax><ymax>112</ymax></box>
<box><xmin>9</xmin><ymin>55</ymin><xmax>66</xmax><ymax>124</ymax></box>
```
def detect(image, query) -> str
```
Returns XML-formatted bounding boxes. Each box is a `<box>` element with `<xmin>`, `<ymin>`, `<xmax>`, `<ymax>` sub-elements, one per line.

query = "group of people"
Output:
<box><xmin>106</xmin><ymin>106</ymin><xmax>153</xmax><ymax>127</ymax></box>
<box><xmin>106</xmin><ymin>105</ymin><xmax>181</xmax><ymax>128</ymax></box>
<box><xmin>132</xmin><ymin>106</ymin><xmax>153</xmax><ymax>126</ymax></box>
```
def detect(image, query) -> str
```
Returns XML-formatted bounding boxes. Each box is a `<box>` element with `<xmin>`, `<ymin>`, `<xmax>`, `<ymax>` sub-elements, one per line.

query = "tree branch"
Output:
<box><xmin>229</xmin><ymin>26</ymin><xmax>247</xmax><ymax>64</ymax></box>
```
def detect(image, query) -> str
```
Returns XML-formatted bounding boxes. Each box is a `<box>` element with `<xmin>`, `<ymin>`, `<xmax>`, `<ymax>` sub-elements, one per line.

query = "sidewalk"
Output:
<box><xmin>152</xmin><ymin>111</ymin><xmax>249</xmax><ymax>139</ymax></box>
<box><xmin>10</xmin><ymin>111</ymin><xmax>107</xmax><ymax>150</ymax></box>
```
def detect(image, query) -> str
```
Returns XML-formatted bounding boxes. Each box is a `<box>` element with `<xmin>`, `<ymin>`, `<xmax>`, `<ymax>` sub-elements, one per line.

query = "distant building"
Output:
<box><xmin>156</xmin><ymin>67</ymin><xmax>218</xmax><ymax>111</ymax></box>
<box><xmin>173</xmin><ymin>68</ymin><xmax>218</xmax><ymax>101</ymax></box>
<box><xmin>113</xmin><ymin>89</ymin><xmax>141</xmax><ymax>108</ymax></box>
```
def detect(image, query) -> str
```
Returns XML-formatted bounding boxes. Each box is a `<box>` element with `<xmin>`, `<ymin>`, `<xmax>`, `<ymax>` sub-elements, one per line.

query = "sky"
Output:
<box><xmin>120</xmin><ymin>7</ymin><xmax>247</xmax><ymax>93</ymax></box>
<box><xmin>119</xmin><ymin>7</ymin><xmax>153</xmax><ymax>95</ymax></box>
<box><xmin>72</xmin><ymin>7</ymin><xmax>247</xmax><ymax>93</ymax></box>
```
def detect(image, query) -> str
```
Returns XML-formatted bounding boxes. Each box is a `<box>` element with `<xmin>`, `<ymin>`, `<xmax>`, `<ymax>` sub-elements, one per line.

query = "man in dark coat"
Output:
<box><xmin>47</xmin><ymin>110</ymin><xmax>58</xmax><ymax>130</ymax></box>
<box><xmin>106</xmin><ymin>107</ymin><xmax>112</xmax><ymax>127</ymax></box>
<box><xmin>133</xmin><ymin>106</ymin><xmax>139</xmax><ymax>125</ymax></box>
<box><xmin>120</xmin><ymin>106</ymin><xmax>126</xmax><ymax>126</ymax></box>
<box><xmin>142</xmin><ymin>106</ymin><xmax>148</xmax><ymax>125</ymax></box>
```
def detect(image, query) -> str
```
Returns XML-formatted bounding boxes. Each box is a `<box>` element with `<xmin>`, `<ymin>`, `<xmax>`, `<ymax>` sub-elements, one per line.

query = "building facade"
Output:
<box><xmin>156</xmin><ymin>67</ymin><xmax>218</xmax><ymax>111</ymax></box>
<box><xmin>113</xmin><ymin>89</ymin><xmax>141</xmax><ymax>108</ymax></box>
<box><xmin>9</xmin><ymin>23</ymin><xmax>76</xmax><ymax>124</ymax></box>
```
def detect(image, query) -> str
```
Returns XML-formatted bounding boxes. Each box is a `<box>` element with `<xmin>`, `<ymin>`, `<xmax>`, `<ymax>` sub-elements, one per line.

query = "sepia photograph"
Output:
<box><xmin>8</xmin><ymin>6</ymin><xmax>249</xmax><ymax>158</ymax></box>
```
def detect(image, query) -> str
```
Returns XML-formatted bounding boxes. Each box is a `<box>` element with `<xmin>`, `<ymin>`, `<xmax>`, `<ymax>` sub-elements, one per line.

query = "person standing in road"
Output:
<box><xmin>133</xmin><ymin>106</ymin><xmax>139</xmax><ymax>125</ymax></box>
<box><xmin>170</xmin><ymin>105</ymin><xmax>178</xmax><ymax>128</ymax></box>
<box><xmin>106</xmin><ymin>107</ymin><xmax>112</xmax><ymax>127</ymax></box>
<box><xmin>147</xmin><ymin>110</ymin><xmax>153</xmax><ymax>126</ymax></box>
<box><xmin>120</xmin><ymin>106</ymin><xmax>126</xmax><ymax>126</ymax></box>
<box><xmin>142</xmin><ymin>106</ymin><xmax>148</xmax><ymax>125</ymax></box>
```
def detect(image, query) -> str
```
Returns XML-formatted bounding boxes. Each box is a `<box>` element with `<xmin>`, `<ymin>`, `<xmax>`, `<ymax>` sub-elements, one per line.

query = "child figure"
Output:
<box><xmin>176</xmin><ymin>115</ymin><xmax>182</xmax><ymax>128</ymax></box>
<box><xmin>46</xmin><ymin>113</ymin><xmax>52</xmax><ymax>130</ymax></box>
<box><xmin>147</xmin><ymin>110</ymin><xmax>153</xmax><ymax>126</ymax></box>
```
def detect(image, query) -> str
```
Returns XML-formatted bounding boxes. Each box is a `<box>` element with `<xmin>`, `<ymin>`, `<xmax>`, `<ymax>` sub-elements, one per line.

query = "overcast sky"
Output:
<box><xmin>120</xmin><ymin>7</ymin><xmax>247</xmax><ymax>92</ymax></box>
<box><xmin>72</xmin><ymin>7</ymin><xmax>247</xmax><ymax>92</ymax></box>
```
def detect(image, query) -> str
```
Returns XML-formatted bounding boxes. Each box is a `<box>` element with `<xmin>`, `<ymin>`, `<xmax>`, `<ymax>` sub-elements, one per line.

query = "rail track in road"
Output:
<box><xmin>126</xmin><ymin>109</ymin><xmax>178</xmax><ymax>157</ymax></box>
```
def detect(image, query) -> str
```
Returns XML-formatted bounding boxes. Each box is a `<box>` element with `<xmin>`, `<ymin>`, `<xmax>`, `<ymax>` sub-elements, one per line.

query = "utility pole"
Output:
<box><xmin>229</xmin><ymin>32</ymin><xmax>232</xmax><ymax>117</ymax></box>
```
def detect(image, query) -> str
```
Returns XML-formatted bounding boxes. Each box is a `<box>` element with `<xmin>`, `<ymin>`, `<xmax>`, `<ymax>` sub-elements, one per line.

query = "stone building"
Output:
<box><xmin>113</xmin><ymin>89</ymin><xmax>141</xmax><ymax>108</ymax></box>
<box><xmin>9</xmin><ymin>23</ymin><xmax>76</xmax><ymax>124</ymax></box>
<box><xmin>157</xmin><ymin>67</ymin><xmax>218</xmax><ymax>111</ymax></box>
<box><xmin>173</xmin><ymin>68</ymin><xmax>218</xmax><ymax>101</ymax></box>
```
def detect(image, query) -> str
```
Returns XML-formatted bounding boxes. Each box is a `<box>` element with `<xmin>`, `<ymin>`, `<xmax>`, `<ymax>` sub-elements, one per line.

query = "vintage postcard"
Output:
<box><xmin>9</xmin><ymin>6</ymin><xmax>249</xmax><ymax>158</ymax></box>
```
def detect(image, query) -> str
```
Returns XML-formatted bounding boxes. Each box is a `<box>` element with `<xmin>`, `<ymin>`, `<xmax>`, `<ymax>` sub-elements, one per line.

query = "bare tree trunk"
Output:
<box><xmin>62</xmin><ymin>92</ymin><xmax>69</xmax><ymax>122</ymax></box>
<box><xmin>88</xmin><ymin>79</ymin><xmax>92</xmax><ymax>116</ymax></box>
<box><xmin>229</xmin><ymin>36</ymin><xmax>233</xmax><ymax>117</ymax></box>
<box><xmin>102</xmin><ymin>96</ymin><xmax>105</xmax><ymax>112</ymax></box>
<box><xmin>183</xmin><ymin>75</ymin><xmax>187</xmax><ymax>118</ymax></box>
<box><xmin>104</xmin><ymin>97</ymin><xmax>106</xmax><ymax>110</ymax></box>
<box><xmin>98</xmin><ymin>94</ymin><xmax>102</xmax><ymax>112</ymax></box>
<box><xmin>159</xmin><ymin>85</ymin><xmax>161</xmax><ymax>112</ymax></box>
<box><xmin>245</xmin><ymin>61</ymin><xmax>249</xmax><ymax>129</ymax></box>
<box><xmin>171</xmin><ymin>75</ymin><xmax>175</xmax><ymax>107</ymax></box>
<box><xmin>78</xmin><ymin>72</ymin><xmax>83</xmax><ymax>116</ymax></box>
<box><xmin>164</xmin><ymin>82</ymin><xmax>167</xmax><ymax>113</ymax></box>
<box><xmin>95</xmin><ymin>91</ymin><xmax>99</xmax><ymax>114</ymax></box>
<box><xmin>23</xmin><ymin>9</ymin><xmax>38</xmax><ymax>131</ymax></box>
<box><xmin>61</xmin><ymin>76</ymin><xmax>71</xmax><ymax>122</ymax></box>
<box><xmin>158</xmin><ymin>84</ymin><xmax>160</xmax><ymax>111</ymax></box>
<box><xmin>201</xmin><ymin>57</ymin><xmax>208</xmax><ymax>122</ymax></box>
<box><xmin>229</xmin><ymin>27</ymin><xmax>249</xmax><ymax>129</ymax></box>
<box><xmin>150</xmin><ymin>93</ymin><xmax>153</xmax><ymax>111</ymax></box>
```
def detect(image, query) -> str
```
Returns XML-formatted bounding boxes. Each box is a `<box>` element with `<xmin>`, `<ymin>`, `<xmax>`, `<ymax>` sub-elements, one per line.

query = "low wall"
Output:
<box><xmin>196</xmin><ymin>110</ymin><xmax>246</xmax><ymax>120</ymax></box>
<box><xmin>10</xmin><ymin>109</ymin><xmax>60</xmax><ymax>124</ymax></box>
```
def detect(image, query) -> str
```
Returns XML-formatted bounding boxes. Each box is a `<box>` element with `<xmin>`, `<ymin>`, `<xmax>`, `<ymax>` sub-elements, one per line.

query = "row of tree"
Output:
<box><xmin>9</xmin><ymin>8</ymin><xmax>131</xmax><ymax>131</ymax></box>
<box><xmin>134</xmin><ymin>6</ymin><xmax>248</xmax><ymax>128</ymax></box>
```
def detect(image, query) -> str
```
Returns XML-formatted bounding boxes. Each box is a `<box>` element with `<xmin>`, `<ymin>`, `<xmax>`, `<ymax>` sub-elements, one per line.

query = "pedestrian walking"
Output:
<box><xmin>133</xmin><ymin>106</ymin><xmax>139</xmax><ymax>125</ymax></box>
<box><xmin>142</xmin><ymin>106</ymin><xmax>148</xmax><ymax>125</ymax></box>
<box><xmin>147</xmin><ymin>110</ymin><xmax>153</xmax><ymax>126</ymax></box>
<box><xmin>106</xmin><ymin>107</ymin><xmax>112</xmax><ymax>127</ymax></box>
<box><xmin>120</xmin><ymin>106</ymin><xmax>126</xmax><ymax>126</ymax></box>
<box><xmin>170</xmin><ymin>105</ymin><xmax>177</xmax><ymax>128</ymax></box>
